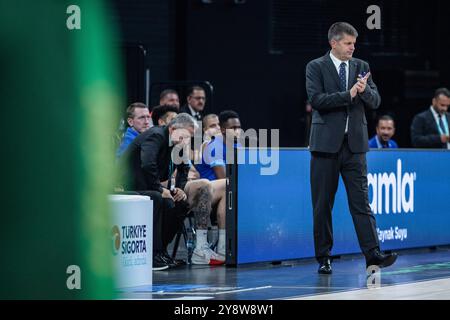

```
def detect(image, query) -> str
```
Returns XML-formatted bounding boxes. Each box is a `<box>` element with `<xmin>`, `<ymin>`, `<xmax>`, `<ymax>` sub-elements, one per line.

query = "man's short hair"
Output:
<box><xmin>328</xmin><ymin>22</ymin><xmax>358</xmax><ymax>42</ymax></box>
<box><xmin>159</xmin><ymin>89</ymin><xmax>178</xmax><ymax>100</ymax></box>
<box><xmin>187</xmin><ymin>86</ymin><xmax>205</xmax><ymax>97</ymax></box>
<box><xmin>151</xmin><ymin>105</ymin><xmax>179</xmax><ymax>125</ymax></box>
<box><xmin>126</xmin><ymin>102</ymin><xmax>148</xmax><ymax>118</ymax></box>
<box><xmin>377</xmin><ymin>115</ymin><xmax>395</xmax><ymax>126</ymax></box>
<box><xmin>219</xmin><ymin>110</ymin><xmax>240</xmax><ymax>127</ymax></box>
<box><xmin>168</xmin><ymin>113</ymin><xmax>199</xmax><ymax>130</ymax></box>
<box><xmin>202</xmin><ymin>113</ymin><xmax>218</xmax><ymax>128</ymax></box>
<box><xmin>433</xmin><ymin>87</ymin><xmax>450</xmax><ymax>99</ymax></box>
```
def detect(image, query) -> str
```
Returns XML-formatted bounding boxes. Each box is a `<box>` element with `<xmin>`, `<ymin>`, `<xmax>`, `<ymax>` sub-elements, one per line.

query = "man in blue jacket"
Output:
<box><xmin>116</xmin><ymin>102</ymin><xmax>151</xmax><ymax>158</ymax></box>
<box><xmin>368</xmin><ymin>115</ymin><xmax>398</xmax><ymax>149</ymax></box>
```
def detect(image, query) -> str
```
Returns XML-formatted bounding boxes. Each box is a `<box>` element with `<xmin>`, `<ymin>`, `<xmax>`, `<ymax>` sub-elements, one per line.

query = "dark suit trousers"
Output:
<box><xmin>310</xmin><ymin>135</ymin><xmax>379</xmax><ymax>261</ymax></box>
<box><xmin>162</xmin><ymin>199</ymin><xmax>190</xmax><ymax>249</ymax></box>
<box><xmin>137</xmin><ymin>190</ymin><xmax>166</xmax><ymax>254</ymax></box>
<box><xmin>137</xmin><ymin>191</ymin><xmax>189</xmax><ymax>254</ymax></box>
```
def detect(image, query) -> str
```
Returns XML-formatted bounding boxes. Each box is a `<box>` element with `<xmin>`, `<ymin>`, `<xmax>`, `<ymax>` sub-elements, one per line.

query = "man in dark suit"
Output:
<box><xmin>180</xmin><ymin>86</ymin><xmax>206</xmax><ymax>121</ymax></box>
<box><xmin>123</xmin><ymin>114</ymin><xmax>192</xmax><ymax>269</ymax></box>
<box><xmin>305</xmin><ymin>22</ymin><xmax>397</xmax><ymax>274</ymax></box>
<box><xmin>411</xmin><ymin>88</ymin><xmax>450</xmax><ymax>149</ymax></box>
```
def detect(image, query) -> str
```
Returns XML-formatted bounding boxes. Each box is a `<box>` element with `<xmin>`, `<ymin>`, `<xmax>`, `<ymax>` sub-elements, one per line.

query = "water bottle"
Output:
<box><xmin>186</xmin><ymin>227</ymin><xmax>196</xmax><ymax>264</ymax></box>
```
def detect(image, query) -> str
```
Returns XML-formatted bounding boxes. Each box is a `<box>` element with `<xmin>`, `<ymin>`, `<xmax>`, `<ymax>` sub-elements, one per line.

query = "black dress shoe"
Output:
<box><xmin>318</xmin><ymin>257</ymin><xmax>332</xmax><ymax>274</ymax></box>
<box><xmin>161</xmin><ymin>252</ymin><xmax>186</xmax><ymax>266</ymax></box>
<box><xmin>153</xmin><ymin>254</ymin><xmax>170</xmax><ymax>271</ymax></box>
<box><xmin>365</xmin><ymin>248</ymin><xmax>398</xmax><ymax>268</ymax></box>
<box><xmin>160</xmin><ymin>251</ymin><xmax>178</xmax><ymax>268</ymax></box>
<box><xmin>174</xmin><ymin>258</ymin><xmax>187</xmax><ymax>266</ymax></box>
<box><xmin>153</xmin><ymin>252</ymin><xmax>176</xmax><ymax>269</ymax></box>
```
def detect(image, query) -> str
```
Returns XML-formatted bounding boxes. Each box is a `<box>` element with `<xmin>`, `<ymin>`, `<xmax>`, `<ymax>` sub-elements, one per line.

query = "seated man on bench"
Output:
<box><xmin>123</xmin><ymin>113</ymin><xmax>225</xmax><ymax>266</ymax></box>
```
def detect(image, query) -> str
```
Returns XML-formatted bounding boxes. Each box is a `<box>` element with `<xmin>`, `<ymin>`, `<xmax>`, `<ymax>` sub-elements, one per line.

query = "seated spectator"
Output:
<box><xmin>180</xmin><ymin>86</ymin><xmax>206</xmax><ymax>121</ymax></box>
<box><xmin>151</xmin><ymin>105</ymin><xmax>179</xmax><ymax>127</ymax></box>
<box><xmin>411</xmin><ymin>88</ymin><xmax>450</xmax><ymax>149</ymax></box>
<box><xmin>116</xmin><ymin>102</ymin><xmax>151</xmax><ymax>158</ymax></box>
<box><xmin>368</xmin><ymin>115</ymin><xmax>398</xmax><ymax>148</ymax></box>
<box><xmin>168</xmin><ymin>112</ymin><xmax>227</xmax><ymax>257</ymax></box>
<box><xmin>195</xmin><ymin>110</ymin><xmax>241</xmax><ymax>180</ymax></box>
<box><xmin>191</xmin><ymin>113</ymin><xmax>227</xmax><ymax>256</ymax></box>
<box><xmin>123</xmin><ymin>113</ymin><xmax>225</xmax><ymax>266</ymax></box>
<box><xmin>194</xmin><ymin>111</ymin><xmax>241</xmax><ymax>256</ymax></box>
<box><xmin>202</xmin><ymin>114</ymin><xmax>221</xmax><ymax>143</ymax></box>
<box><xmin>192</xmin><ymin>114</ymin><xmax>221</xmax><ymax>167</ymax></box>
<box><xmin>159</xmin><ymin>89</ymin><xmax>180</xmax><ymax>109</ymax></box>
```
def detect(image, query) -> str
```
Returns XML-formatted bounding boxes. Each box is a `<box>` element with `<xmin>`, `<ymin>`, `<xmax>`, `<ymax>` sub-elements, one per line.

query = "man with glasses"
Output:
<box><xmin>180</xmin><ymin>86</ymin><xmax>206</xmax><ymax>121</ymax></box>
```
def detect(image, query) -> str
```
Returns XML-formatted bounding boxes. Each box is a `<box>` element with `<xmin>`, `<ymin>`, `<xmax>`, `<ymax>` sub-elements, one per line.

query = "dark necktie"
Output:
<box><xmin>339</xmin><ymin>62</ymin><xmax>347</xmax><ymax>91</ymax></box>
<box><xmin>438</xmin><ymin>115</ymin><xmax>446</xmax><ymax>134</ymax></box>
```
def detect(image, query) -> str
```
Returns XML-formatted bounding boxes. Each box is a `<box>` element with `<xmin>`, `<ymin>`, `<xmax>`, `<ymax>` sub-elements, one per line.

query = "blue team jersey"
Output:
<box><xmin>195</xmin><ymin>135</ymin><xmax>240</xmax><ymax>180</ymax></box>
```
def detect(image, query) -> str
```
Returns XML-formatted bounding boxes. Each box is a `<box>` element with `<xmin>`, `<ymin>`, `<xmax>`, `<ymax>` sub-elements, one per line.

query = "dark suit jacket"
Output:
<box><xmin>305</xmin><ymin>52</ymin><xmax>381</xmax><ymax>153</ymax></box>
<box><xmin>180</xmin><ymin>104</ymin><xmax>202</xmax><ymax>121</ymax></box>
<box><xmin>411</xmin><ymin>108</ymin><xmax>450</xmax><ymax>148</ymax></box>
<box><xmin>123</xmin><ymin>126</ymin><xmax>190</xmax><ymax>192</ymax></box>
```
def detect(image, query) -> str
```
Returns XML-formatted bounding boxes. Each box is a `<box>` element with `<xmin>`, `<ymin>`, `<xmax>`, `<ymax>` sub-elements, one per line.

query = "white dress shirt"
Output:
<box><xmin>188</xmin><ymin>105</ymin><xmax>201</xmax><ymax>120</ymax></box>
<box><xmin>330</xmin><ymin>51</ymin><xmax>350</xmax><ymax>133</ymax></box>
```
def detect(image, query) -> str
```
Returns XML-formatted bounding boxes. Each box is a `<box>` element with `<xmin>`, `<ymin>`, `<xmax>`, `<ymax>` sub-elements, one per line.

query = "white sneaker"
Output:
<box><xmin>217</xmin><ymin>248</ymin><xmax>226</xmax><ymax>257</ymax></box>
<box><xmin>191</xmin><ymin>245</ymin><xmax>225</xmax><ymax>265</ymax></box>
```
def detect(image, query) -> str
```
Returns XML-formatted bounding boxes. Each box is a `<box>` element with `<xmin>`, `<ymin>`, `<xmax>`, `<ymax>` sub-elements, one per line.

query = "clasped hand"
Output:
<box><xmin>350</xmin><ymin>72</ymin><xmax>371</xmax><ymax>98</ymax></box>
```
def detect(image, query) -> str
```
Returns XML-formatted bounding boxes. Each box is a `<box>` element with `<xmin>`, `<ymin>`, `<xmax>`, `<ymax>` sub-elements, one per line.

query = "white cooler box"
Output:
<box><xmin>109</xmin><ymin>194</ymin><xmax>153</xmax><ymax>289</ymax></box>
